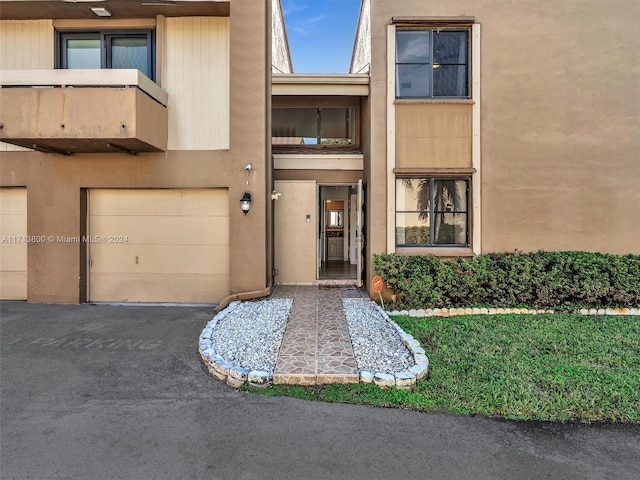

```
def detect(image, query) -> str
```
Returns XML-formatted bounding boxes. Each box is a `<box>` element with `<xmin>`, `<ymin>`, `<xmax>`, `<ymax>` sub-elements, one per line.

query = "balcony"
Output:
<box><xmin>0</xmin><ymin>69</ymin><xmax>168</xmax><ymax>155</ymax></box>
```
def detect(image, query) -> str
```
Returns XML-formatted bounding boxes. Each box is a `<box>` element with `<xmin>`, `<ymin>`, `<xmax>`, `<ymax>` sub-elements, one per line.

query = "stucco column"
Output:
<box><xmin>228</xmin><ymin>0</ymin><xmax>270</xmax><ymax>294</ymax></box>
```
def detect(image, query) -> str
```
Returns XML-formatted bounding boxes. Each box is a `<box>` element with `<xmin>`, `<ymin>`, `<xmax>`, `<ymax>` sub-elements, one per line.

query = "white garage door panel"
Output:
<box><xmin>0</xmin><ymin>188</ymin><xmax>27</xmax><ymax>300</ymax></box>
<box><xmin>0</xmin><ymin>272</ymin><xmax>27</xmax><ymax>299</ymax></box>
<box><xmin>89</xmin><ymin>215</ymin><xmax>229</xmax><ymax>245</ymax></box>
<box><xmin>90</xmin><ymin>244</ymin><xmax>229</xmax><ymax>274</ymax></box>
<box><xmin>90</xmin><ymin>273</ymin><xmax>229</xmax><ymax>304</ymax></box>
<box><xmin>90</xmin><ymin>189</ymin><xmax>229</xmax><ymax>216</ymax></box>
<box><xmin>89</xmin><ymin>189</ymin><xmax>229</xmax><ymax>303</ymax></box>
<box><xmin>0</xmin><ymin>243</ymin><xmax>27</xmax><ymax>271</ymax></box>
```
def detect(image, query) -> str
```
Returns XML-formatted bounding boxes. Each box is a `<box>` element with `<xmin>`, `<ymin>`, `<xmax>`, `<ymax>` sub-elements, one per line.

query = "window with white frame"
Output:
<box><xmin>59</xmin><ymin>31</ymin><xmax>155</xmax><ymax>80</ymax></box>
<box><xmin>396</xmin><ymin>28</ymin><xmax>469</xmax><ymax>98</ymax></box>
<box><xmin>396</xmin><ymin>177</ymin><xmax>469</xmax><ymax>247</ymax></box>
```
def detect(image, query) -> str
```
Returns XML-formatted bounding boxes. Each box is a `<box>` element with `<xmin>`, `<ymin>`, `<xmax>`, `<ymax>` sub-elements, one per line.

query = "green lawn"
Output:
<box><xmin>246</xmin><ymin>314</ymin><xmax>640</xmax><ymax>422</ymax></box>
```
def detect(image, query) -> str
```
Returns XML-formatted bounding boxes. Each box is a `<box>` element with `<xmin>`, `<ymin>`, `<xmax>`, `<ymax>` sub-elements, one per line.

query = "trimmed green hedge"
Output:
<box><xmin>373</xmin><ymin>251</ymin><xmax>640</xmax><ymax>310</ymax></box>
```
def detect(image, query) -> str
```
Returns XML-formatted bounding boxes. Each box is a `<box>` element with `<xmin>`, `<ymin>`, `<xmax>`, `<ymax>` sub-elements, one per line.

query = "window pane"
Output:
<box><xmin>272</xmin><ymin>108</ymin><xmax>318</xmax><ymax>143</ymax></box>
<box><xmin>433</xmin><ymin>31</ymin><xmax>468</xmax><ymax>64</ymax></box>
<box><xmin>433</xmin><ymin>180</ymin><xmax>468</xmax><ymax>245</ymax></box>
<box><xmin>433</xmin><ymin>179</ymin><xmax>467</xmax><ymax>212</ymax></box>
<box><xmin>397</xmin><ymin>178</ymin><xmax>469</xmax><ymax>246</ymax></box>
<box><xmin>396</xmin><ymin>178</ymin><xmax>430</xmax><ymax>212</ymax></box>
<box><xmin>434</xmin><ymin>213</ymin><xmax>467</xmax><ymax>244</ymax></box>
<box><xmin>396</xmin><ymin>212</ymin><xmax>430</xmax><ymax>246</ymax></box>
<box><xmin>320</xmin><ymin>108</ymin><xmax>353</xmax><ymax>144</ymax></box>
<box><xmin>396</xmin><ymin>30</ymin><xmax>430</xmax><ymax>63</ymax></box>
<box><xmin>433</xmin><ymin>65</ymin><xmax>468</xmax><ymax>97</ymax></box>
<box><xmin>111</xmin><ymin>36</ymin><xmax>149</xmax><ymax>76</ymax></box>
<box><xmin>396</xmin><ymin>64</ymin><xmax>430</xmax><ymax>98</ymax></box>
<box><xmin>66</xmin><ymin>38</ymin><xmax>100</xmax><ymax>69</ymax></box>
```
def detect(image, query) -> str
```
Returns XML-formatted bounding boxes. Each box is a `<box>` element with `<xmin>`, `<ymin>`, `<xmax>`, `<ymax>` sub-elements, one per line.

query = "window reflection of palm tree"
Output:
<box><xmin>402</xmin><ymin>178</ymin><xmax>465</xmax><ymax>244</ymax></box>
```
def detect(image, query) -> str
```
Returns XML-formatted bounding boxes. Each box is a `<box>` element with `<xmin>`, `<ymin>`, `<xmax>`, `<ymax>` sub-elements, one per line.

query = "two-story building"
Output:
<box><xmin>351</xmin><ymin>0</ymin><xmax>639</xmax><ymax>284</ymax></box>
<box><xmin>1</xmin><ymin>0</ymin><xmax>638</xmax><ymax>305</ymax></box>
<box><xmin>1</xmin><ymin>0</ymin><xmax>274</xmax><ymax>304</ymax></box>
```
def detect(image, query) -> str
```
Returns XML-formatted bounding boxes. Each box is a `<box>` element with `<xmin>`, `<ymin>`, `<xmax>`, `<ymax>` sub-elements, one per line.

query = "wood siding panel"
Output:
<box><xmin>0</xmin><ymin>188</ymin><xmax>27</xmax><ymax>299</ymax></box>
<box><xmin>88</xmin><ymin>188</ymin><xmax>230</xmax><ymax>303</ymax></box>
<box><xmin>395</xmin><ymin>103</ymin><xmax>472</xmax><ymax>169</ymax></box>
<box><xmin>0</xmin><ymin>20</ymin><xmax>53</xmax><ymax>151</ymax></box>
<box><xmin>0</xmin><ymin>20</ymin><xmax>53</xmax><ymax>69</ymax></box>
<box><xmin>164</xmin><ymin>17</ymin><xmax>229</xmax><ymax>150</ymax></box>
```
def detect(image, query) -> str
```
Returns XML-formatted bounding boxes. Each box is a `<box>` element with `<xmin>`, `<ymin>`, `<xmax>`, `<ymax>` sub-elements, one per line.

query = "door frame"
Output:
<box><xmin>316</xmin><ymin>182</ymin><xmax>364</xmax><ymax>283</ymax></box>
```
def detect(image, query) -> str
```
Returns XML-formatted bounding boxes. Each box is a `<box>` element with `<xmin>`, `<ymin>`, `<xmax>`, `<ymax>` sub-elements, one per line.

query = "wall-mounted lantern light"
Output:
<box><xmin>240</xmin><ymin>192</ymin><xmax>252</xmax><ymax>215</ymax></box>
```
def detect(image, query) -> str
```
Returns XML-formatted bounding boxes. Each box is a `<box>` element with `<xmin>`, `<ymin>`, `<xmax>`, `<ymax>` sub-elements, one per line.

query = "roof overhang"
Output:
<box><xmin>272</xmin><ymin>74</ymin><xmax>369</xmax><ymax>96</ymax></box>
<box><xmin>0</xmin><ymin>0</ymin><xmax>230</xmax><ymax>20</ymax></box>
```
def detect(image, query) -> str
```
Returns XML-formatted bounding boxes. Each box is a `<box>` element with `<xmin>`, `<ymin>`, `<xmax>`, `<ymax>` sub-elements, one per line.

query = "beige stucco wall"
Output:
<box><xmin>0</xmin><ymin>0</ymin><xmax>270</xmax><ymax>303</ymax></box>
<box><xmin>368</xmin><ymin>0</ymin><xmax>640</xmax><ymax>262</ymax></box>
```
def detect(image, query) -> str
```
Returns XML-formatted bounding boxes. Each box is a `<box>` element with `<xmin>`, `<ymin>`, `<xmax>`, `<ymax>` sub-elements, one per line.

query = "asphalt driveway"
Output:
<box><xmin>1</xmin><ymin>301</ymin><xmax>639</xmax><ymax>480</ymax></box>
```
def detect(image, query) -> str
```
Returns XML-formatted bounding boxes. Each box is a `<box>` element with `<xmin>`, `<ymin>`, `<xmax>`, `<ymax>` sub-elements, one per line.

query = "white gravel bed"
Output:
<box><xmin>342</xmin><ymin>299</ymin><xmax>415</xmax><ymax>375</ymax></box>
<box><xmin>209</xmin><ymin>299</ymin><xmax>292</xmax><ymax>374</ymax></box>
<box><xmin>200</xmin><ymin>296</ymin><xmax>427</xmax><ymax>389</ymax></box>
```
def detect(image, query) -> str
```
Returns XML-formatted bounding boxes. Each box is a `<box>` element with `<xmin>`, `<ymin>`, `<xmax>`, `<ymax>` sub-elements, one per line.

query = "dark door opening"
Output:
<box><xmin>318</xmin><ymin>183</ymin><xmax>363</xmax><ymax>284</ymax></box>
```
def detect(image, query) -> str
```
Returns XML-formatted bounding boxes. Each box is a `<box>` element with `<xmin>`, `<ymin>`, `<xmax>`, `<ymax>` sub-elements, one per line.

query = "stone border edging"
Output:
<box><xmin>198</xmin><ymin>298</ymin><xmax>430</xmax><ymax>390</ymax></box>
<box><xmin>199</xmin><ymin>300</ymin><xmax>639</xmax><ymax>392</ymax></box>
<box><xmin>198</xmin><ymin>301</ymin><xmax>274</xmax><ymax>389</ymax></box>
<box><xmin>354</xmin><ymin>302</ymin><xmax>429</xmax><ymax>390</ymax></box>
<box><xmin>387</xmin><ymin>307</ymin><xmax>640</xmax><ymax>318</ymax></box>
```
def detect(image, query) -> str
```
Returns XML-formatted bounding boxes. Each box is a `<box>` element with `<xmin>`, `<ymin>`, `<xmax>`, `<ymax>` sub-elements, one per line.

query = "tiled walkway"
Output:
<box><xmin>271</xmin><ymin>285</ymin><xmax>366</xmax><ymax>385</ymax></box>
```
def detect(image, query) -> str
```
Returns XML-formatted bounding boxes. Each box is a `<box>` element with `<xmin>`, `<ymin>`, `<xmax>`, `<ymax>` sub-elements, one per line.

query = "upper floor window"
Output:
<box><xmin>272</xmin><ymin>108</ymin><xmax>356</xmax><ymax>146</ymax></box>
<box><xmin>59</xmin><ymin>31</ymin><xmax>155</xmax><ymax>80</ymax></box>
<box><xmin>396</xmin><ymin>29</ymin><xmax>469</xmax><ymax>98</ymax></box>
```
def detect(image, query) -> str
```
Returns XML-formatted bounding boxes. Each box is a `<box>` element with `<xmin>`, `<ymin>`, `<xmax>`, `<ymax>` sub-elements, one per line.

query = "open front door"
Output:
<box><xmin>356</xmin><ymin>179</ymin><xmax>364</xmax><ymax>287</ymax></box>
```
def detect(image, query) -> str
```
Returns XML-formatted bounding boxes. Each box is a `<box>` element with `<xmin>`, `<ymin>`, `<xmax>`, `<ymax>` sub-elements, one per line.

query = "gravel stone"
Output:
<box><xmin>207</xmin><ymin>299</ymin><xmax>291</xmax><ymax>375</ymax></box>
<box><xmin>228</xmin><ymin>366</ymin><xmax>250</xmax><ymax>381</ymax></box>
<box><xmin>248</xmin><ymin>370</ymin><xmax>271</xmax><ymax>387</ymax></box>
<box><xmin>395</xmin><ymin>371</ymin><xmax>416</xmax><ymax>389</ymax></box>
<box><xmin>360</xmin><ymin>371</ymin><xmax>374</xmax><ymax>383</ymax></box>
<box><xmin>373</xmin><ymin>372</ymin><xmax>395</xmax><ymax>388</ymax></box>
<box><xmin>342</xmin><ymin>299</ymin><xmax>415</xmax><ymax>375</ymax></box>
<box><xmin>226</xmin><ymin>375</ymin><xmax>244</xmax><ymax>388</ymax></box>
<box><xmin>409</xmin><ymin>364</ymin><xmax>429</xmax><ymax>380</ymax></box>
<box><xmin>201</xmin><ymin>296</ymin><xmax>426</xmax><ymax>388</ymax></box>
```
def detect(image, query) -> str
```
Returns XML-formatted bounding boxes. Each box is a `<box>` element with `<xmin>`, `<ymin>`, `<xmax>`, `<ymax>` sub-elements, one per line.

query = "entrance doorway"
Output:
<box><xmin>318</xmin><ymin>185</ymin><xmax>357</xmax><ymax>281</ymax></box>
<box><xmin>274</xmin><ymin>180</ymin><xmax>364</xmax><ymax>286</ymax></box>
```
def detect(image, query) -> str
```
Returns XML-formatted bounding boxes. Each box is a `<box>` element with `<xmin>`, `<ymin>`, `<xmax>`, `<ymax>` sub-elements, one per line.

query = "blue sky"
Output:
<box><xmin>281</xmin><ymin>0</ymin><xmax>362</xmax><ymax>73</ymax></box>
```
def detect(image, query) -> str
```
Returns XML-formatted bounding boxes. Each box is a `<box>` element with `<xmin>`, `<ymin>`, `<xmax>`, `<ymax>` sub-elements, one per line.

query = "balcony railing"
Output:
<box><xmin>0</xmin><ymin>69</ymin><xmax>168</xmax><ymax>154</ymax></box>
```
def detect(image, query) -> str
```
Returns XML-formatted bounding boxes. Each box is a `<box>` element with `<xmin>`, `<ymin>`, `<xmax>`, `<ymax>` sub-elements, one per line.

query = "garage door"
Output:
<box><xmin>0</xmin><ymin>187</ymin><xmax>27</xmax><ymax>300</ymax></box>
<box><xmin>89</xmin><ymin>189</ymin><xmax>229</xmax><ymax>303</ymax></box>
